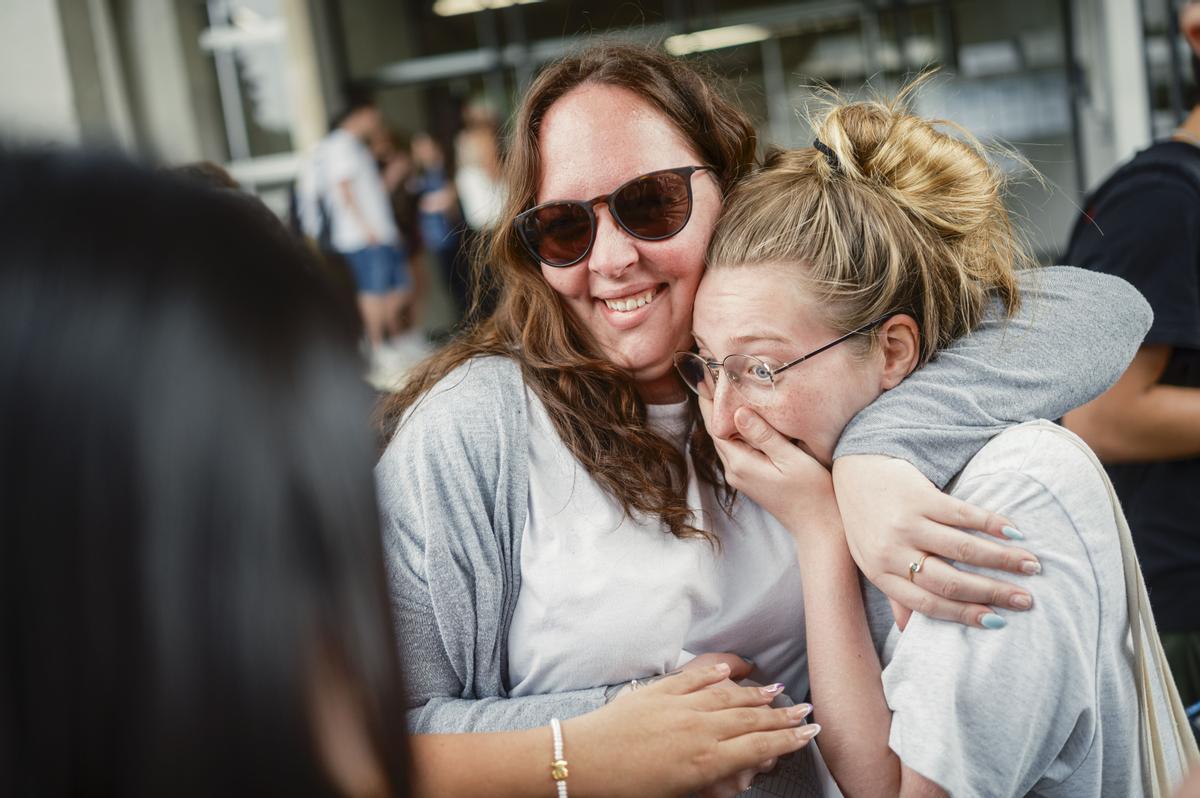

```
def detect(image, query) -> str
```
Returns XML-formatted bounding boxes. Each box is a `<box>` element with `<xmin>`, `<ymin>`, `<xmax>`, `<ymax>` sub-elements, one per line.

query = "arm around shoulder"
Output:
<box><xmin>835</xmin><ymin>266</ymin><xmax>1151</xmax><ymax>487</ymax></box>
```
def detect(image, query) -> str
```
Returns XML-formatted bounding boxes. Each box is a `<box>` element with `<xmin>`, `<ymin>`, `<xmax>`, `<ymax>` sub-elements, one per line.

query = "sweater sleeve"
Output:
<box><xmin>832</xmin><ymin>266</ymin><xmax>1152</xmax><ymax>487</ymax></box>
<box><xmin>377</xmin><ymin>357</ymin><xmax>607</xmax><ymax>734</ymax></box>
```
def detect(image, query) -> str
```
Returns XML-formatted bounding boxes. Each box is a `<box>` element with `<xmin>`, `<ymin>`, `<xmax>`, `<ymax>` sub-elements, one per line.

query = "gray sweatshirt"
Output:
<box><xmin>377</xmin><ymin>266</ymin><xmax>1152</xmax><ymax>734</ymax></box>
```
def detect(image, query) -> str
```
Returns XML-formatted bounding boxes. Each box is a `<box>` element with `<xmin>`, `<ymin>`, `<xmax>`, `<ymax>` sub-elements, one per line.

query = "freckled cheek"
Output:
<box><xmin>760</xmin><ymin>387</ymin><xmax>829</xmax><ymax>442</ymax></box>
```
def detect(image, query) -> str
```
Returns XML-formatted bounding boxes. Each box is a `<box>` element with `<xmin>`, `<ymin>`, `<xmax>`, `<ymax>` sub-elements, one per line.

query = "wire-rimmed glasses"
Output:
<box><xmin>673</xmin><ymin>315</ymin><xmax>893</xmax><ymax>404</ymax></box>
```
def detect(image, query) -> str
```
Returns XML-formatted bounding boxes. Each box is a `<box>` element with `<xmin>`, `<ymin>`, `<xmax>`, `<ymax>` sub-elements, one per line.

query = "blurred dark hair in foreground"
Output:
<box><xmin>0</xmin><ymin>148</ymin><xmax>409</xmax><ymax>796</ymax></box>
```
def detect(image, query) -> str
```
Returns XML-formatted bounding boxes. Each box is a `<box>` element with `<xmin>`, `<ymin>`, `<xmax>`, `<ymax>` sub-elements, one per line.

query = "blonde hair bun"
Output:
<box><xmin>814</xmin><ymin>88</ymin><xmax>1005</xmax><ymax>245</ymax></box>
<box><xmin>708</xmin><ymin>77</ymin><xmax>1028</xmax><ymax>364</ymax></box>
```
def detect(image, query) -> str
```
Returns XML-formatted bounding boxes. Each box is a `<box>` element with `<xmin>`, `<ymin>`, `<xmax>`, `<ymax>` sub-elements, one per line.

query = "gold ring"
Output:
<box><xmin>908</xmin><ymin>554</ymin><xmax>930</xmax><ymax>582</ymax></box>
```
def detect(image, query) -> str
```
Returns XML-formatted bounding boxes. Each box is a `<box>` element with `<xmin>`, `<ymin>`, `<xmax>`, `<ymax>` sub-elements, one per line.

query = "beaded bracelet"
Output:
<box><xmin>549</xmin><ymin>717</ymin><xmax>568</xmax><ymax>798</ymax></box>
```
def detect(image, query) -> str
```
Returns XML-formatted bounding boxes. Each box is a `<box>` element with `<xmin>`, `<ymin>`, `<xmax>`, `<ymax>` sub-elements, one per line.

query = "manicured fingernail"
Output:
<box><xmin>795</xmin><ymin>724</ymin><xmax>821</xmax><ymax>741</ymax></box>
<box><xmin>786</xmin><ymin>704</ymin><xmax>812</xmax><ymax>721</ymax></box>
<box><xmin>1010</xmin><ymin>593</ymin><xmax>1033</xmax><ymax>610</ymax></box>
<box><xmin>715</xmin><ymin>662</ymin><xmax>731</xmax><ymax>675</ymax></box>
<box><xmin>980</xmin><ymin>613</ymin><xmax>1007</xmax><ymax>630</ymax></box>
<box><xmin>1020</xmin><ymin>559</ymin><xmax>1042</xmax><ymax>575</ymax></box>
<box><xmin>1002</xmin><ymin>525</ymin><xmax>1025</xmax><ymax>541</ymax></box>
<box><xmin>760</xmin><ymin>683</ymin><xmax>785</xmax><ymax>695</ymax></box>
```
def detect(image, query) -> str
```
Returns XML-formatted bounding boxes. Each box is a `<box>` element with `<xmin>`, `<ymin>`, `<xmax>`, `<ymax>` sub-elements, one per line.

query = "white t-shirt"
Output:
<box><xmin>881</xmin><ymin>421</ymin><xmax>1187</xmax><ymax>796</ymax></box>
<box><xmin>311</xmin><ymin>129</ymin><xmax>398</xmax><ymax>252</ymax></box>
<box><xmin>455</xmin><ymin>164</ymin><xmax>503</xmax><ymax>230</ymax></box>
<box><xmin>507</xmin><ymin>390</ymin><xmax>809</xmax><ymax>702</ymax></box>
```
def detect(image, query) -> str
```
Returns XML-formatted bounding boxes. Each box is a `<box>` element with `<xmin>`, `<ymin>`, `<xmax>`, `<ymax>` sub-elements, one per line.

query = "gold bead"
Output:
<box><xmin>551</xmin><ymin>760</ymin><xmax>569</xmax><ymax>781</ymax></box>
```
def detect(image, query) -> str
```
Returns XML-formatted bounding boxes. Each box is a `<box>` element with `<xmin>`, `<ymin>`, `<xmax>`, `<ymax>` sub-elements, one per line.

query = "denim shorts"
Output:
<box><xmin>343</xmin><ymin>244</ymin><xmax>411</xmax><ymax>295</ymax></box>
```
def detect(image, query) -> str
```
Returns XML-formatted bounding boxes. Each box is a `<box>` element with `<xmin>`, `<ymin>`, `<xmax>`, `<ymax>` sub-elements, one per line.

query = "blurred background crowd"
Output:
<box><xmin>1</xmin><ymin>0</ymin><xmax>1197</xmax><ymax>385</ymax></box>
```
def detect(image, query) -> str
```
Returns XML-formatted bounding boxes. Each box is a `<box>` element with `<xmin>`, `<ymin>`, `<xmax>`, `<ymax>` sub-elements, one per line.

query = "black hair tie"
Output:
<box><xmin>813</xmin><ymin>138</ymin><xmax>841</xmax><ymax>172</ymax></box>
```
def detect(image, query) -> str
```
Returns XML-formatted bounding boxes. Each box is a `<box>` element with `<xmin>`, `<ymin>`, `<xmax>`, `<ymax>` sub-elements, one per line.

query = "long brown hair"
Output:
<box><xmin>379</xmin><ymin>43</ymin><xmax>756</xmax><ymax>539</ymax></box>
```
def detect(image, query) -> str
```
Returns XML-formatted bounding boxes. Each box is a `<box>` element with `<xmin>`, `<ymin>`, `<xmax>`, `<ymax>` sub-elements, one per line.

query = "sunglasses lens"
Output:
<box><xmin>673</xmin><ymin>352</ymin><xmax>715</xmax><ymax>399</ymax></box>
<box><xmin>612</xmin><ymin>171</ymin><xmax>692</xmax><ymax>239</ymax></box>
<box><xmin>519</xmin><ymin>203</ymin><xmax>592</xmax><ymax>266</ymax></box>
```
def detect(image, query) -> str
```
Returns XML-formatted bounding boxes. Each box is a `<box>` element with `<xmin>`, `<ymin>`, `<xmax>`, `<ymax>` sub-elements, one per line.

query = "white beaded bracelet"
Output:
<box><xmin>550</xmin><ymin>717</ymin><xmax>569</xmax><ymax>798</ymax></box>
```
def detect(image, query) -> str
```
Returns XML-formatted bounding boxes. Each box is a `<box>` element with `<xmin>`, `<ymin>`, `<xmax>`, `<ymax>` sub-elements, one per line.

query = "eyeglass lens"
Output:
<box><xmin>674</xmin><ymin>353</ymin><xmax>776</xmax><ymax>404</ymax></box>
<box><xmin>520</xmin><ymin>169</ymin><xmax>693</xmax><ymax>266</ymax></box>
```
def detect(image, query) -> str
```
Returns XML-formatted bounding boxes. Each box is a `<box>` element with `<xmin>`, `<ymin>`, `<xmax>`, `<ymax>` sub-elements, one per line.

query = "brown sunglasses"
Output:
<box><xmin>515</xmin><ymin>165</ymin><xmax>712</xmax><ymax>267</ymax></box>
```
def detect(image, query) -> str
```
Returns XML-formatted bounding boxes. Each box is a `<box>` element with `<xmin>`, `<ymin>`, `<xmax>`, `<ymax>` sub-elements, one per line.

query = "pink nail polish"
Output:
<box><xmin>786</xmin><ymin>704</ymin><xmax>812</xmax><ymax>721</ymax></box>
<box><xmin>795</xmin><ymin>723</ymin><xmax>821</xmax><ymax>741</ymax></box>
<box><xmin>760</xmin><ymin>683</ymin><xmax>785</xmax><ymax>695</ymax></box>
<box><xmin>1010</xmin><ymin>593</ymin><xmax>1033</xmax><ymax>609</ymax></box>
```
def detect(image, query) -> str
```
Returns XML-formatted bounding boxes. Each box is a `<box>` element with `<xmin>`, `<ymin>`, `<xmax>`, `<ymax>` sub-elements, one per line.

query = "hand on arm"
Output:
<box><xmin>1064</xmin><ymin>344</ymin><xmax>1200</xmax><ymax>462</ymax></box>
<box><xmin>408</xmin><ymin>663</ymin><xmax>819</xmax><ymax>798</ymax></box>
<box><xmin>606</xmin><ymin>652</ymin><xmax>803</xmax><ymax>795</ymax></box>
<box><xmin>825</xmin><ymin>268</ymin><xmax>1148</xmax><ymax>628</ymax></box>
<box><xmin>832</xmin><ymin>456</ymin><xmax>1040</xmax><ymax>629</ymax></box>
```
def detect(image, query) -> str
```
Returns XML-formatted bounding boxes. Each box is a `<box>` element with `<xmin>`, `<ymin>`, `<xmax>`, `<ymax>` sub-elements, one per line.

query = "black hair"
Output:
<box><xmin>0</xmin><ymin>148</ymin><xmax>410</xmax><ymax>796</ymax></box>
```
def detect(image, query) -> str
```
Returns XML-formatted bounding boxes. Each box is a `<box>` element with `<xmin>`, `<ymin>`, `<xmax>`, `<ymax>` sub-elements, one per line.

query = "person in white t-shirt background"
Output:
<box><xmin>302</xmin><ymin>100</ymin><xmax>412</xmax><ymax>355</ymax></box>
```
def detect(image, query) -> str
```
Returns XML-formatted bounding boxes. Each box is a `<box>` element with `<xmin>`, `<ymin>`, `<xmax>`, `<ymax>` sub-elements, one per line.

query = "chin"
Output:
<box><xmin>605</xmin><ymin>339</ymin><xmax>671</xmax><ymax>377</ymax></box>
<box><xmin>625</xmin><ymin>358</ymin><xmax>677</xmax><ymax>388</ymax></box>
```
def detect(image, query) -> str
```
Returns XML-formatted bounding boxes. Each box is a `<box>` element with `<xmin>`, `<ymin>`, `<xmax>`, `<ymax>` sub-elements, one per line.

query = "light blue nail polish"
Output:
<box><xmin>981</xmin><ymin>613</ymin><xmax>1007</xmax><ymax>630</ymax></box>
<box><xmin>1001</xmin><ymin>525</ymin><xmax>1025</xmax><ymax>541</ymax></box>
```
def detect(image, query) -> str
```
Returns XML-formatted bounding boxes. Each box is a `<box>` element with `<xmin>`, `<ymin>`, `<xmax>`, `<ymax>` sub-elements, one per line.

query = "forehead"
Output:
<box><xmin>694</xmin><ymin>266</ymin><xmax>825</xmax><ymax>345</ymax></box>
<box><xmin>536</xmin><ymin>83</ymin><xmax>702</xmax><ymax>200</ymax></box>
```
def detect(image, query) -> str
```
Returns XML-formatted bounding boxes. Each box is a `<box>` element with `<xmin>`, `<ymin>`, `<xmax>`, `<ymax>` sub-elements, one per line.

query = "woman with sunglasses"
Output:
<box><xmin>688</xmin><ymin>91</ymin><xmax>1197</xmax><ymax>796</ymax></box>
<box><xmin>377</xmin><ymin>42</ymin><xmax>1149</xmax><ymax>788</ymax></box>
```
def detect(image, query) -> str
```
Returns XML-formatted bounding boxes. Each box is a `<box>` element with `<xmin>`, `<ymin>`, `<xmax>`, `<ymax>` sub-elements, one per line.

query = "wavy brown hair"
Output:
<box><xmin>379</xmin><ymin>42</ymin><xmax>756</xmax><ymax>539</ymax></box>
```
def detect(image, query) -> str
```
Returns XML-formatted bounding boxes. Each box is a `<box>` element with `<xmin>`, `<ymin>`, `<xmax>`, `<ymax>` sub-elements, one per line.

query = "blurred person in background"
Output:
<box><xmin>1063</xmin><ymin>0</ymin><xmax>1200</xmax><ymax>724</ymax></box>
<box><xmin>379</xmin><ymin>132</ymin><xmax>426</xmax><ymax>334</ymax></box>
<box><xmin>299</xmin><ymin>98</ymin><xmax>412</xmax><ymax>358</ymax></box>
<box><xmin>411</xmin><ymin>132</ymin><xmax>470</xmax><ymax>325</ymax></box>
<box><xmin>374</xmin><ymin>131</ymin><xmax>434</xmax><ymax>379</ymax></box>
<box><xmin>454</xmin><ymin>112</ymin><xmax>505</xmax><ymax>233</ymax></box>
<box><xmin>0</xmin><ymin>147</ymin><xmax>825</xmax><ymax>798</ymax></box>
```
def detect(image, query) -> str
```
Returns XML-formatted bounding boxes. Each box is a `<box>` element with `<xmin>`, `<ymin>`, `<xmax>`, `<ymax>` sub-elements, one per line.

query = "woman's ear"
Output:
<box><xmin>878</xmin><ymin>315</ymin><xmax>920</xmax><ymax>390</ymax></box>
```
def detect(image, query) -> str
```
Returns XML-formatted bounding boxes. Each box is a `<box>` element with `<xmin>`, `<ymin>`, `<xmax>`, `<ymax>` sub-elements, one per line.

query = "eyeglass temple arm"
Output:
<box><xmin>771</xmin><ymin>316</ymin><xmax>892</xmax><ymax>378</ymax></box>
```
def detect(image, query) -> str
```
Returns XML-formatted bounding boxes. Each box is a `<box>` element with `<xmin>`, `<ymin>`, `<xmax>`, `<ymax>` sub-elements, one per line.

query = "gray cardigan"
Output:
<box><xmin>377</xmin><ymin>266</ymin><xmax>1152</xmax><ymax>734</ymax></box>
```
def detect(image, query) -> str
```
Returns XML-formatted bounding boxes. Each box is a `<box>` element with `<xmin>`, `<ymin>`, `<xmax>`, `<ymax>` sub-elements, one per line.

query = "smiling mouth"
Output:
<box><xmin>602</xmin><ymin>286</ymin><xmax>659</xmax><ymax>313</ymax></box>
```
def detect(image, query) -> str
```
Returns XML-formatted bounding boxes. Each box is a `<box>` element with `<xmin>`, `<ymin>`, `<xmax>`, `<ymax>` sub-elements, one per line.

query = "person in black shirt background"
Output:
<box><xmin>1063</xmin><ymin>0</ymin><xmax>1200</xmax><ymax>721</ymax></box>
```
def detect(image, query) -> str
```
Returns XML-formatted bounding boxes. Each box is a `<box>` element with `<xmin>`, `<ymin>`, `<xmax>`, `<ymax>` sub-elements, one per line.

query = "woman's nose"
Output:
<box><xmin>587</xmin><ymin>206</ymin><xmax>637</xmax><ymax>279</ymax></box>
<box><xmin>708</xmin><ymin>373</ymin><xmax>744</xmax><ymax>440</ymax></box>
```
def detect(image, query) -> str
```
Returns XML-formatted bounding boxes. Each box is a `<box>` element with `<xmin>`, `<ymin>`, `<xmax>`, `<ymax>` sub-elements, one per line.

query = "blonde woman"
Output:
<box><xmin>688</xmin><ymin>90</ymin><xmax>1199</xmax><ymax>795</ymax></box>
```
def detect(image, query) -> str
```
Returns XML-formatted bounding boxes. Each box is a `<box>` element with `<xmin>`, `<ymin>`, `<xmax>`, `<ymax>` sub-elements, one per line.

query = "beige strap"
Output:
<box><xmin>1035</xmin><ymin>423</ymin><xmax>1199</xmax><ymax>795</ymax></box>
